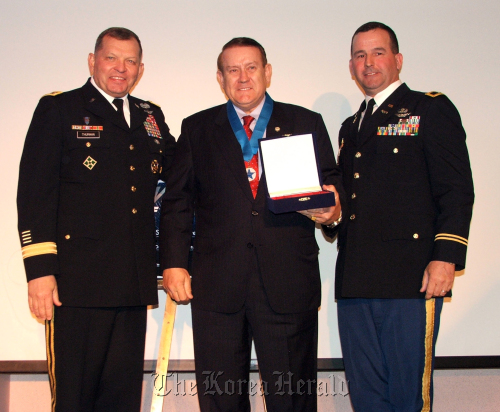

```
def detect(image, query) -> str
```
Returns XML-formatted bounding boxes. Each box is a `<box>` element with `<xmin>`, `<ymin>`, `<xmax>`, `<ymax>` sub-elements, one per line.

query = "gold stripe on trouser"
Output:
<box><xmin>46</xmin><ymin>316</ymin><xmax>56</xmax><ymax>412</ymax></box>
<box><xmin>421</xmin><ymin>298</ymin><xmax>436</xmax><ymax>412</ymax></box>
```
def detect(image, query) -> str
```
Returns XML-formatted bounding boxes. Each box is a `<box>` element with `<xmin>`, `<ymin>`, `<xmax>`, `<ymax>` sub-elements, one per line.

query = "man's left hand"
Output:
<box><xmin>298</xmin><ymin>184</ymin><xmax>341</xmax><ymax>225</ymax></box>
<box><xmin>420</xmin><ymin>260</ymin><xmax>456</xmax><ymax>300</ymax></box>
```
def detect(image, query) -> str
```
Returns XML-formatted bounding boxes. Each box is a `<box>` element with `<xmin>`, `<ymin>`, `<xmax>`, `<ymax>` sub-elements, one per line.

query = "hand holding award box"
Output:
<box><xmin>259</xmin><ymin>133</ymin><xmax>336</xmax><ymax>213</ymax></box>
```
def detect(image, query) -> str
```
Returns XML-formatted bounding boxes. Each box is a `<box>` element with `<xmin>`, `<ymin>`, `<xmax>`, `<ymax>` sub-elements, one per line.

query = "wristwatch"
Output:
<box><xmin>326</xmin><ymin>211</ymin><xmax>342</xmax><ymax>228</ymax></box>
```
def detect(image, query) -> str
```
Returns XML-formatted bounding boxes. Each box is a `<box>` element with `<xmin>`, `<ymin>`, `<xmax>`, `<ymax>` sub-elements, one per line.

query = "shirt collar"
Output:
<box><xmin>232</xmin><ymin>96</ymin><xmax>266</xmax><ymax>129</ymax></box>
<box><xmin>366</xmin><ymin>79</ymin><xmax>403</xmax><ymax>109</ymax></box>
<box><xmin>90</xmin><ymin>77</ymin><xmax>129</xmax><ymax>111</ymax></box>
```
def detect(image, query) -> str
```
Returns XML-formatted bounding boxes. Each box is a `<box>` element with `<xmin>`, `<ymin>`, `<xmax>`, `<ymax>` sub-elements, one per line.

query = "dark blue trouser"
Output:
<box><xmin>338</xmin><ymin>298</ymin><xmax>443</xmax><ymax>412</ymax></box>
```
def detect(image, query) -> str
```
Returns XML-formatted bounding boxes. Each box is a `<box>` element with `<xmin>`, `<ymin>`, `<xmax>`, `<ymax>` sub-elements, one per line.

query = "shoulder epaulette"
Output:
<box><xmin>148</xmin><ymin>100</ymin><xmax>161</xmax><ymax>108</ymax></box>
<box><xmin>42</xmin><ymin>91</ymin><xmax>63</xmax><ymax>98</ymax></box>
<box><xmin>425</xmin><ymin>91</ymin><xmax>444</xmax><ymax>98</ymax></box>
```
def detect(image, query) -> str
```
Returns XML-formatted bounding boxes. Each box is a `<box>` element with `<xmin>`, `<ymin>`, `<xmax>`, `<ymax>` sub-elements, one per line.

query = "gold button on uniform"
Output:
<box><xmin>350</xmin><ymin>214</ymin><xmax>356</xmax><ymax>220</ymax></box>
<box><xmin>130</xmin><ymin>166</ymin><xmax>135</xmax><ymax>171</ymax></box>
<box><xmin>65</xmin><ymin>235</ymin><xmax>70</xmax><ymax>240</ymax></box>
<box><xmin>131</xmin><ymin>186</ymin><xmax>136</xmax><ymax>192</ymax></box>
<box><xmin>86</xmin><ymin>142</ymin><xmax>91</xmax><ymax>147</ymax></box>
<box><xmin>130</xmin><ymin>145</ymin><xmax>134</xmax><ymax>150</ymax></box>
<box><xmin>393</xmin><ymin>148</ymin><xmax>399</xmax><ymax>153</ymax></box>
<box><xmin>354</xmin><ymin>173</ymin><xmax>360</xmax><ymax>179</ymax></box>
<box><xmin>413</xmin><ymin>233</ymin><xmax>419</xmax><ymax>239</ymax></box>
<box><xmin>355</xmin><ymin>152</ymin><xmax>361</xmax><ymax>158</ymax></box>
<box><xmin>132</xmin><ymin>208</ymin><xmax>137</xmax><ymax>214</ymax></box>
<box><xmin>351</xmin><ymin>193</ymin><xmax>356</xmax><ymax>199</ymax></box>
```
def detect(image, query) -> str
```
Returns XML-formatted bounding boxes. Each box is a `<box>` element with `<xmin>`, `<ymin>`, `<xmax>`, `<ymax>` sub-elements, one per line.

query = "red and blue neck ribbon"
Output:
<box><xmin>227</xmin><ymin>93</ymin><xmax>274</xmax><ymax>162</ymax></box>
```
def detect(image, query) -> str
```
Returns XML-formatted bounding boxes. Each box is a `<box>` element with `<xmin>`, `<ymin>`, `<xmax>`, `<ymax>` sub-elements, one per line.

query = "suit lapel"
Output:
<box><xmin>266</xmin><ymin>104</ymin><xmax>292</xmax><ymax>138</ymax></box>
<box><xmin>129</xmin><ymin>97</ymin><xmax>149</xmax><ymax>132</ymax></box>
<box><xmin>256</xmin><ymin>104</ymin><xmax>291</xmax><ymax>201</ymax></box>
<box><xmin>350</xmin><ymin>101</ymin><xmax>364</xmax><ymax>146</ymax></box>
<box><xmin>357</xmin><ymin>83</ymin><xmax>411</xmax><ymax>147</ymax></box>
<box><xmin>213</xmin><ymin>106</ymin><xmax>255</xmax><ymax>202</ymax></box>
<box><xmin>211</xmin><ymin>102</ymin><xmax>295</xmax><ymax>203</ymax></box>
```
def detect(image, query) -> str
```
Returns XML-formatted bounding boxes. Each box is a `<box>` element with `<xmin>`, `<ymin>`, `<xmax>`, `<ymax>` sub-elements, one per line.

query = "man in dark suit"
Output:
<box><xmin>160</xmin><ymin>37</ymin><xmax>343</xmax><ymax>412</ymax></box>
<box><xmin>325</xmin><ymin>22</ymin><xmax>474</xmax><ymax>411</ymax></box>
<box><xmin>17</xmin><ymin>27</ymin><xmax>175</xmax><ymax>411</ymax></box>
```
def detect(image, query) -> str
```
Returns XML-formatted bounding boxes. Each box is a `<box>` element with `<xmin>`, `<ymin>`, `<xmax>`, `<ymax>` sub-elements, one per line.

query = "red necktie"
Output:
<box><xmin>242</xmin><ymin>116</ymin><xmax>259</xmax><ymax>198</ymax></box>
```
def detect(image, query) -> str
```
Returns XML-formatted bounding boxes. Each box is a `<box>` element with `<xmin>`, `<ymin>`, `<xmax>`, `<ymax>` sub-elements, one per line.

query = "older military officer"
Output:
<box><xmin>17</xmin><ymin>27</ymin><xmax>175</xmax><ymax>411</ymax></box>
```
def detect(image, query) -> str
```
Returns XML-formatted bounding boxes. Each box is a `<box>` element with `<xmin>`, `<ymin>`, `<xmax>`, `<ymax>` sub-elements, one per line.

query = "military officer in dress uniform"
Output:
<box><xmin>325</xmin><ymin>22</ymin><xmax>474</xmax><ymax>411</ymax></box>
<box><xmin>17</xmin><ymin>27</ymin><xmax>175</xmax><ymax>412</ymax></box>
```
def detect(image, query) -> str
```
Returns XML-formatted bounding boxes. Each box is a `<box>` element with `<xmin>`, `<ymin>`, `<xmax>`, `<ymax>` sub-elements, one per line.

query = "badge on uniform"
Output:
<box><xmin>83</xmin><ymin>156</ymin><xmax>97</xmax><ymax>170</ymax></box>
<box><xmin>396</xmin><ymin>108</ymin><xmax>411</xmax><ymax>118</ymax></box>
<box><xmin>144</xmin><ymin>115</ymin><xmax>162</xmax><ymax>139</ymax></box>
<box><xmin>73</xmin><ymin>119</ymin><xmax>103</xmax><ymax>139</ymax></box>
<box><xmin>378</xmin><ymin>116</ymin><xmax>420</xmax><ymax>136</ymax></box>
<box><xmin>151</xmin><ymin>159</ymin><xmax>162</xmax><ymax>174</ymax></box>
<box><xmin>338</xmin><ymin>138</ymin><xmax>344</xmax><ymax>162</ymax></box>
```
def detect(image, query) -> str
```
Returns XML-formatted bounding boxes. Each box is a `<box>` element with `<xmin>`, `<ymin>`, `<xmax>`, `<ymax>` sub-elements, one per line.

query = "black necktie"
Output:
<box><xmin>362</xmin><ymin>98</ymin><xmax>375</xmax><ymax>123</ymax></box>
<box><xmin>113</xmin><ymin>98</ymin><xmax>127</xmax><ymax>125</ymax></box>
<box><xmin>358</xmin><ymin>98</ymin><xmax>375</xmax><ymax>133</ymax></box>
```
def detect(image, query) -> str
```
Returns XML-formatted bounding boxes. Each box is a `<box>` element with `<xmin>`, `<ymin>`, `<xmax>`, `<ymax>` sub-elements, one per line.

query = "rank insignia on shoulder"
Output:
<box><xmin>426</xmin><ymin>91</ymin><xmax>444</xmax><ymax>98</ymax></box>
<box><xmin>43</xmin><ymin>91</ymin><xmax>63</xmax><ymax>97</ymax></box>
<box><xmin>148</xmin><ymin>100</ymin><xmax>161</xmax><ymax>108</ymax></box>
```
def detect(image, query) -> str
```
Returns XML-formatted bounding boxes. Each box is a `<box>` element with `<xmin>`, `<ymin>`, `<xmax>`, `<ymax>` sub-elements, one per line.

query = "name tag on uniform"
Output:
<box><xmin>77</xmin><ymin>131</ymin><xmax>100</xmax><ymax>138</ymax></box>
<box><xmin>72</xmin><ymin>125</ymin><xmax>103</xmax><ymax>138</ymax></box>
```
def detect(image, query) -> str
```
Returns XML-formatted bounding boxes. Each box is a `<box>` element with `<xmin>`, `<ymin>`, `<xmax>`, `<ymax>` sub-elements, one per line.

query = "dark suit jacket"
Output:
<box><xmin>160</xmin><ymin>101</ymin><xmax>343</xmax><ymax>314</ymax></box>
<box><xmin>327</xmin><ymin>83</ymin><xmax>474</xmax><ymax>299</ymax></box>
<box><xmin>17</xmin><ymin>79</ymin><xmax>176</xmax><ymax>307</ymax></box>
